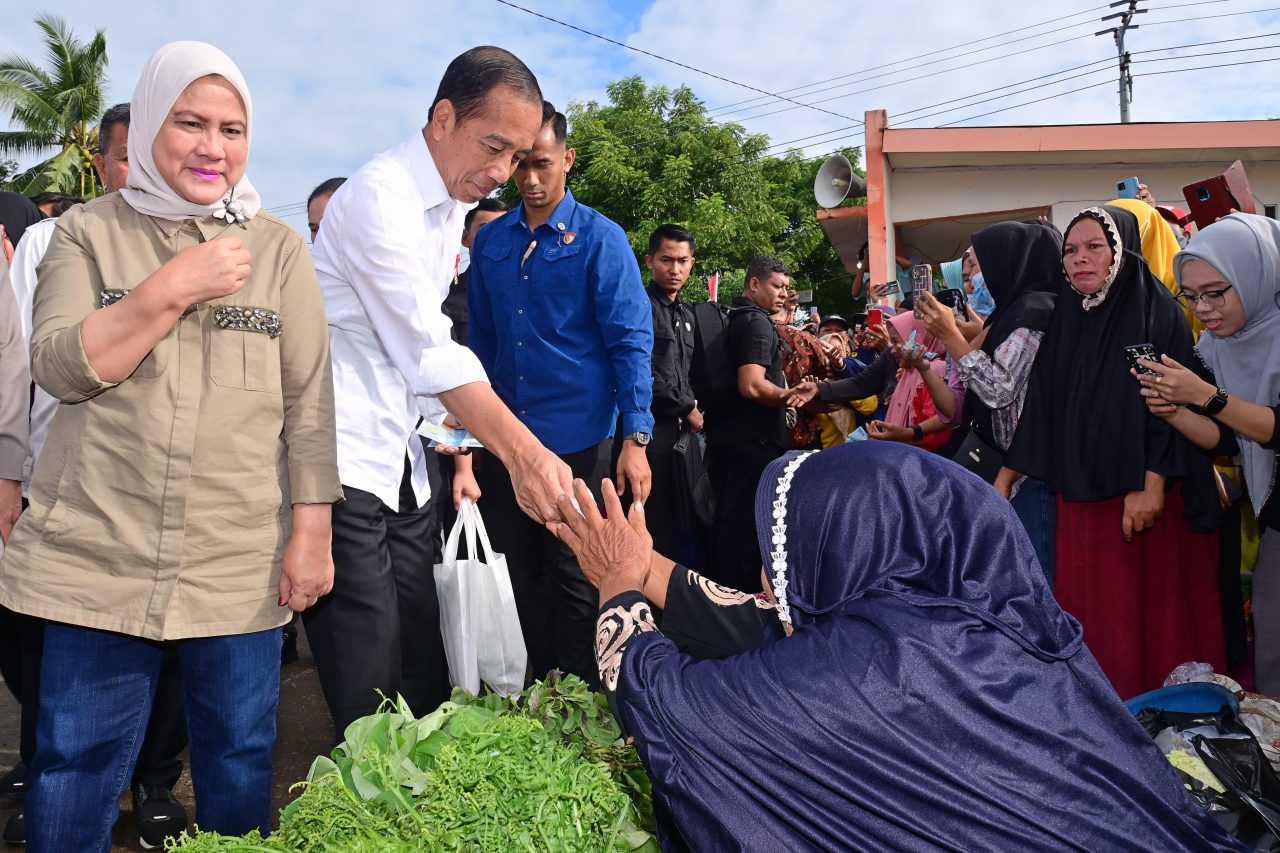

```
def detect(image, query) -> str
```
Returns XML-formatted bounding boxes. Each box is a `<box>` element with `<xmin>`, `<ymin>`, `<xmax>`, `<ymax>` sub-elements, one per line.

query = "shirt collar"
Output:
<box><xmin>513</xmin><ymin>187</ymin><xmax>579</xmax><ymax>235</ymax></box>
<box><xmin>151</xmin><ymin>212</ymin><xmax>241</xmax><ymax>240</ymax></box>
<box><xmin>410</xmin><ymin>130</ymin><xmax>473</xmax><ymax>215</ymax></box>
<box><xmin>647</xmin><ymin>282</ymin><xmax>680</xmax><ymax>305</ymax></box>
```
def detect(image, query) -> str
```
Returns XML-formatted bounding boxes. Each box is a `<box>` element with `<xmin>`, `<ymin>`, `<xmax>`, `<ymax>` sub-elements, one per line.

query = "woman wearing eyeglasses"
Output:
<box><xmin>1135</xmin><ymin>212</ymin><xmax>1280</xmax><ymax>695</ymax></box>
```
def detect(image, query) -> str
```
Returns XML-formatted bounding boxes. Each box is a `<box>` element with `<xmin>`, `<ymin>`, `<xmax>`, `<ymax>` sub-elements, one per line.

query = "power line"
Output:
<box><xmin>268</xmin><ymin>14</ymin><xmax>1280</xmax><ymax>216</ymax></box>
<box><xmin>898</xmin><ymin>66</ymin><xmax>1116</xmax><ymax>126</ymax></box>
<box><xmin>1137</xmin><ymin>52</ymin><xmax>1280</xmax><ymax>73</ymax></box>
<box><xmin>936</xmin><ymin>79</ymin><xmax>1117</xmax><ymax>127</ymax></box>
<box><xmin>718</xmin><ymin>1</ymin><xmax>1254</xmax><ymax>125</ymax></box>
<box><xmin>725</xmin><ymin>32</ymin><xmax>1102</xmax><ymax>124</ymax></box>
<box><xmin>1140</xmin><ymin>3</ymin><xmax>1280</xmax><ymax>25</ymax></box>
<box><xmin>896</xmin><ymin>30</ymin><xmax>1280</xmax><ymax>123</ymax></box>
<box><xmin>1132</xmin><ymin>40</ymin><xmax>1280</xmax><ymax>61</ymax></box>
<box><xmin>490</xmin><ymin>0</ymin><xmax>861</xmax><ymax>123</ymax></box>
<box><xmin>706</xmin><ymin>2</ymin><xmax>1117</xmax><ymax>115</ymax></box>
<box><xmin>707</xmin><ymin>0</ymin><xmax>1237</xmax><ymax>122</ymax></box>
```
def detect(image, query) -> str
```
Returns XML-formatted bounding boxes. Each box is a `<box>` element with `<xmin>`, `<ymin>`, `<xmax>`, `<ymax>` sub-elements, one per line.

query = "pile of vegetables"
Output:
<box><xmin>167</xmin><ymin>672</ymin><xmax>657</xmax><ymax>852</ymax></box>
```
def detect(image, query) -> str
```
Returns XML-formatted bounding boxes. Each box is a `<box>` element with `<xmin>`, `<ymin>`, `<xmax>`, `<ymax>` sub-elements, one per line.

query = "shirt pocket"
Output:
<box><xmin>541</xmin><ymin>243</ymin><xmax>582</xmax><ymax>264</ymax></box>
<box><xmin>208</xmin><ymin>306</ymin><xmax>283</xmax><ymax>393</ymax></box>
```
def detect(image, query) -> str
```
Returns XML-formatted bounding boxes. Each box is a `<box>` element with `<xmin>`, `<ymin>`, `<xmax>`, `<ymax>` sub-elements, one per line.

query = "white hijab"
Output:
<box><xmin>120</xmin><ymin>41</ymin><xmax>262</xmax><ymax>222</ymax></box>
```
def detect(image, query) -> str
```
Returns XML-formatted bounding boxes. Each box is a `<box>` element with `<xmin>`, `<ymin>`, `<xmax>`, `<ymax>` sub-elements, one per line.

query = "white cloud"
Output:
<box><xmin>4</xmin><ymin>0</ymin><xmax>1278</xmax><ymax>235</ymax></box>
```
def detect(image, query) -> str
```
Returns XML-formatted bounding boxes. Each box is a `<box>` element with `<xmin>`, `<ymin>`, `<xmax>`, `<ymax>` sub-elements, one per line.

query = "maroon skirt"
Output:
<box><xmin>1055</xmin><ymin>485</ymin><xmax>1225</xmax><ymax>701</ymax></box>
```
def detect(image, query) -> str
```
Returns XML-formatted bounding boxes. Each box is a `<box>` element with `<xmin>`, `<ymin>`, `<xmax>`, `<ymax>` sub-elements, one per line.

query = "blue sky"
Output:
<box><xmin>4</xmin><ymin>0</ymin><xmax>1280</xmax><ymax>236</ymax></box>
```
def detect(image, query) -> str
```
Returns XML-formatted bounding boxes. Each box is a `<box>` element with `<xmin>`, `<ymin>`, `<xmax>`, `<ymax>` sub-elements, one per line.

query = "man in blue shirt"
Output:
<box><xmin>468</xmin><ymin>106</ymin><xmax>654</xmax><ymax>685</ymax></box>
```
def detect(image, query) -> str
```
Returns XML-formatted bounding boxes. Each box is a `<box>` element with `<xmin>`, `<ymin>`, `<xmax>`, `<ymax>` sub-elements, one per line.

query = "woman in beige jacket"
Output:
<box><xmin>0</xmin><ymin>41</ymin><xmax>341</xmax><ymax>850</ymax></box>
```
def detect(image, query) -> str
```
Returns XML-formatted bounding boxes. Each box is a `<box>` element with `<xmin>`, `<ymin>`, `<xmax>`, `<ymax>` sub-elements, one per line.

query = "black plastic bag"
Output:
<box><xmin>1137</xmin><ymin>705</ymin><xmax>1280</xmax><ymax>851</ymax></box>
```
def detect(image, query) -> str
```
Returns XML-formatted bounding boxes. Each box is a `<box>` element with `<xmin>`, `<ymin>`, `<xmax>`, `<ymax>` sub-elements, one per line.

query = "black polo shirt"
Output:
<box><xmin>708</xmin><ymin>297</ymin><xmax>787</xmax><ymax>449</ymax></box>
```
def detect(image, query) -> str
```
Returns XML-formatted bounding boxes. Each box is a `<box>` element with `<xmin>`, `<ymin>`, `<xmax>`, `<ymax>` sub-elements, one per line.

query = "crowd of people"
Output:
<box><xmin>0</xmin><ymin>35</ymin><xmax>1274</xmax><ymax>853</ymax></box>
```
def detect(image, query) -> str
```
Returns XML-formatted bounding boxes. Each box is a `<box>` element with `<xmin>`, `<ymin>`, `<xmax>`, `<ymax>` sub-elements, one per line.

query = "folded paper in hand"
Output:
<box><xmin>418</xmin><ymin>422</ymin><xmax>484</xmax><ymax>449</ymax></box>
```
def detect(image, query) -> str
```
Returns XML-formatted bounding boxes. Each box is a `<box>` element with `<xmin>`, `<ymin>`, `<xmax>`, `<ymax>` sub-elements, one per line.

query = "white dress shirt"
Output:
<box><xmin>9</xmin><ymin>218</ymin><xmax>59</xmax><ymax>494</ymax></box>
<box><xmin>314</xmin><ymin>131</ymin><xmax>487</xmax><ymax>510</ymax></box>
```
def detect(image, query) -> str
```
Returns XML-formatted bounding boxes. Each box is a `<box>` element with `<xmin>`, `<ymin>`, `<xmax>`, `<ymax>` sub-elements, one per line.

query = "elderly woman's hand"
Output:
<box><xmin>548</xmin><ymin>478</ymin><xmax>652</xmax><ymax>604</ymax></box>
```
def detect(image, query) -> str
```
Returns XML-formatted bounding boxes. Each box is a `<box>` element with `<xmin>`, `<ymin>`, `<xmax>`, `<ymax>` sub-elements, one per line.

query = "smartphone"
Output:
<box><xmin>934</xmin><ymin>288</ymin><xmax>969</xmax><ymax>321</ymax></box>
<box><xmin>1183</xmin><ymin>160</ymin><xmax>1256</xmax><ymax>230</ymax></box>
<box><xmin>910</xmin><ymin>263</ymin><xmax>933</xmax><ymax>318</ymax></box>
<box><xmin>866</xmin><ymin>308</ymin><xmax>884</xmax><ymax>328</ymax></box>
<box><xmin>1123</xmin><ymin>343</ymin><xmax>1160</xmax><ymax>376</ymax></box>
<box><xmin>877</xmin><ymin>281</ymin><xmax>901</xmax><ymax>296</ymax></box>
<box><xmin>1117</xmin><ymin>177</ymin><xmax>1140</xmax><ymax>199</ymax></box>
<box><xmin>809</xmin><ymin>307</ymin><xmax>820</xmax><ymax>325</ymax></box>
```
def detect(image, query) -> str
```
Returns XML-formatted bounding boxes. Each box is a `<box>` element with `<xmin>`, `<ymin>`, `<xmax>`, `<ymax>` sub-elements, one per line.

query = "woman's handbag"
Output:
<box><xmin>433</xmin><ymin>499</ymin><xmax>527</xmax><ymax>696</ymax></box>
<box><xmin>952</xmin><ymin>426</ymin><xmax>1004</xmax><ymax>484</ymax></box>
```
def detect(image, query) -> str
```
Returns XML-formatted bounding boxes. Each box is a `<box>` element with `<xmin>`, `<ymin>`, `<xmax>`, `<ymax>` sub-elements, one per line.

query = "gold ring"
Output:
<box><xmin>1156</xmin><ymin>375</ymin><xmax>1164</xmax><ymax>384</ymax></box>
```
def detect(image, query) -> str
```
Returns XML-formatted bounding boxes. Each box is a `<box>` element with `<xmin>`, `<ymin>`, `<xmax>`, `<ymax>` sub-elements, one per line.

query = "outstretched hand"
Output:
<box><xmin>547</xmin><ymin>478</ymin><xmax>652</xmax><ymax>604</ymax></box>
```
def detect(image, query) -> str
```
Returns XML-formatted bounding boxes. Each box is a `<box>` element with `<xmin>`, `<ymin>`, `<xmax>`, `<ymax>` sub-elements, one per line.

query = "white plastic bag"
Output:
<box><xmin>433</xmin><ymin>499</ymin><xmax>527</xmax><ymax>696</ymax></box>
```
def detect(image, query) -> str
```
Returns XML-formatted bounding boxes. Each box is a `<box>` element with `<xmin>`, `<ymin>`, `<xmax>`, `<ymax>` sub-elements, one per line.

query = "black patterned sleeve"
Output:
<box><xmin>596</xmin><ymin>591</ymin><xmax>659</xmax><ymax>696</ymax></box>
<box><xmin>659</xmin><ymin>569</ymin><xmax>777</xmax><ymax>660</ymax></box>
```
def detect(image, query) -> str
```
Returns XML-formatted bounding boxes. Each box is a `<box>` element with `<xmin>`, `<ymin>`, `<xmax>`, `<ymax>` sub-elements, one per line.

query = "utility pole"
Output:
<box><xmin>1096</xmin><ymin>0</ymin><xmax>1146</xmax><ymax>123</ymax></box>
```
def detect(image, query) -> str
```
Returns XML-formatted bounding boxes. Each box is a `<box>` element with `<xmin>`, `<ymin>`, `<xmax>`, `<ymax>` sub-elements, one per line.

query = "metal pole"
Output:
<box><xmin>1097</xmin><ymin>0</ymin><xmax>1145</xmax><ymax>123</ymax></box>
<box><xmin>1117</xmin><ymin>28</ymin><xmax>1130</xmax><ymax>123</ymax></box>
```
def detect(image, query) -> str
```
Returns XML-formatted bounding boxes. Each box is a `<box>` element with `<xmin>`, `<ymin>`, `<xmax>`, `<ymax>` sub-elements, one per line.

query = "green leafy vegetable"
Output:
<box><xmin>168</xmin><ymin>673</ymin><xmax>657</xmax><ymax>852</ymax></box>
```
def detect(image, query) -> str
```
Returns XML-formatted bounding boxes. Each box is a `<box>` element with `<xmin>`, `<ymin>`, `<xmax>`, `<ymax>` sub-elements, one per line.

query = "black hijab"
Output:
<box><xmin>0</xmin><ymin>192</ymin><xmax>43</xmax><ymax>252</ymax></box>
<box><xmin>1005</xmin><ymin>205</ymin><xmax>1219</xmax><ymax>528</ymax></box>
<box><xmin>971</xmin><ymin>219</ymin><xmax>1061</xmax><ymax>357</ymax></box>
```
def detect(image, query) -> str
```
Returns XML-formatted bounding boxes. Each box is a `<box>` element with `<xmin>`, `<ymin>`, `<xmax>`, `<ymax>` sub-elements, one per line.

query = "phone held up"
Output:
<box><xmin>911</xmin><ymin>263</ymin><xmax>933</xmax><ymax>319</ymax></box>
<box><xmin>1117</xmin><ymin>177</ymin><xmax>1141</xmax><ymax>199</ymax></box>
<box><xmin>1183</xmin><ymin>160</ymin><xmax>1256</xmax><ymax>231</ymax></box>
<box><xmin>934</xmin><ymin>288</ymin><xmax>969</xmax><ymax>322</ymax></box>
<box><xmin>866</xmin><ymin>307</ymin><xmax>884</xmax><ymax>329</ymax></box>
<box><xmin>1123</xmin><ymin>343</ymin><xmax>1160</xmax><ymax>377</ymax></box>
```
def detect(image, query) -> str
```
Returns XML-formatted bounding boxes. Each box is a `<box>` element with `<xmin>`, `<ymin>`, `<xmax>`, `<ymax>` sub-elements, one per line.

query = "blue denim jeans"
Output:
<box><xmin>26</xmin><ymin>623</ymin><xmax>281</xmax><ymax>853</ymax></box>
<box><xmin>1012</xmin><ymin>476</ymin><xmax>1057</xmax><ymax>589</ymax></box>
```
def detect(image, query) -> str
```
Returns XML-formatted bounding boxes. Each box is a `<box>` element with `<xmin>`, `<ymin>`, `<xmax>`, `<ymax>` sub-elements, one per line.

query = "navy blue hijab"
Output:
<box><xmin>614</xmin><ymin>443</ymin><xmax>1241</xmax><ymax>851</ymax></box>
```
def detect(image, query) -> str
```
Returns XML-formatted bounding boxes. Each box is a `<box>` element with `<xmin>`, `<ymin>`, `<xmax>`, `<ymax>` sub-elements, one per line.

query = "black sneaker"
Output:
<box><xmin>131</xmin><ymin>784</ymin><xmax>187</xmax><ymax>850</ymax></box>
<box><xmin>2</xmin><ymin>808</ymin><xmax>22</xmax><ymax>845</ymax></box>
<box><xmin>0</xmin><ymin>765</ymin><xmax>26</xmax><ymax>800</ymax></box>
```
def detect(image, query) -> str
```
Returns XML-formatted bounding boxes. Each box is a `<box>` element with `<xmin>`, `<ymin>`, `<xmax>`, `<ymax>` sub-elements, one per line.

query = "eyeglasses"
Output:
<box><xmin>1175</xmin><ymin>286</ymin><xmax>1232</xmax><ymax>309</ymax></box>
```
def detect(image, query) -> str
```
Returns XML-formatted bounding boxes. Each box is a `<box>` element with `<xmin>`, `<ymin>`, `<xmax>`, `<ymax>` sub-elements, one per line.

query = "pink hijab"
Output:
<box><xmin>885</xmin><ymin>312</ymin><xmax>947</xmax><ymax>427</ymax></box>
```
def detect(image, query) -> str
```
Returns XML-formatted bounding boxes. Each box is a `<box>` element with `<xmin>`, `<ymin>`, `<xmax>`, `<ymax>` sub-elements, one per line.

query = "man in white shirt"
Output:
<box><xmin>305</xmin><ymin>46</ymin><xmax>570</xmax><ymax>738</ymax></box>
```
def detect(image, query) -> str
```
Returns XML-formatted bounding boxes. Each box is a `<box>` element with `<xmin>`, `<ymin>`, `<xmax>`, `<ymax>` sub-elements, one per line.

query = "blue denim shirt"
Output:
<box><xmin>468</xmin><ymin>190</ymin><xmax>654</xmax><ymax>455</ymax></box>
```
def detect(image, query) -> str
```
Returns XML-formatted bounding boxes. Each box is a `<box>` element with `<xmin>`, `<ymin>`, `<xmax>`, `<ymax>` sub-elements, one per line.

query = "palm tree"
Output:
<box><xmin>0</xmin><ymin>14</ymin><xmax>108</xmax><ymax>198</ymax></box>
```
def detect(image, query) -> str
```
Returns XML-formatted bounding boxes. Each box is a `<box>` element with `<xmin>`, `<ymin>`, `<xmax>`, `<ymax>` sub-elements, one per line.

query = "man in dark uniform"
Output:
<box><xmin>704</xmin><ymin>255</ymin><xmax>796</xmax><ymax>592</ymax></box>
<box><xmin>638</xmin><ymin>225</ymin><xmax>700</xmax><ymax>560</ymax></box>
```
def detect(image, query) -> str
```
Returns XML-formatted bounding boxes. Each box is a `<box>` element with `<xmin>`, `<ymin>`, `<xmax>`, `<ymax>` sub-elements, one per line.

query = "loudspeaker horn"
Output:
<box><xmin>814</xmin><ymin>153</ymin><xmax>866</xmax><ymax>208</ymax></box>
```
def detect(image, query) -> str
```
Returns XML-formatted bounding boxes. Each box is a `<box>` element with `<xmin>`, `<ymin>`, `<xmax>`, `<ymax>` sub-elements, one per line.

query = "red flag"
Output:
<box><xmin>707</xmin><ymin>272</ymin><xmax>719</xmax><ymax>303</ymax></box>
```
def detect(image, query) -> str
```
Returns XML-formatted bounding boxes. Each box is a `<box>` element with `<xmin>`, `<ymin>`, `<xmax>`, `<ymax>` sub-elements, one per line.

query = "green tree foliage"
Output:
<box><xmin>0</xmin><ymin>14</ymin><xmax>108</xmax><ymax>197</ymax></box>
<box><xmin>499</xmin><ymin>76</ymin><xmax>864</xmax><ymax>316</ymax></box>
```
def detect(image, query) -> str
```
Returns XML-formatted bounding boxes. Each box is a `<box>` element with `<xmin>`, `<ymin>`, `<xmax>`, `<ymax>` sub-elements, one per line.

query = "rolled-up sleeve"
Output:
<box><xmin>29</xmin><ymin>209</ymin><xmax>118</xmax><ymax>403</ymax></box>
<box><xmin>335</xmin><ymin>177</ymin><xmax>488</xmax><ymax>399</ymax></box>
<box><xmin>0</xmin><ymin>259</ymin><xmax>30</xmax><ymax>480</ymax></box>
<box><xmin>593</xmin><ymin>226</ymin><xmax>654</xmax><ymax>436</ymax></box>
<box><xmin>278</xmin><ymin>239</ymin><xmax>343</xmax><ymax>505</ymax></box>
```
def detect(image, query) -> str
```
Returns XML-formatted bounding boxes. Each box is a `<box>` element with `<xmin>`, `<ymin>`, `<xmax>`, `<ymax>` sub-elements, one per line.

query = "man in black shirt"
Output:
<box><xmin>705</xmin><ymin>255</ymin><xmax>797</xmax><ymax>592</ymax></box>
<box><xmin>444</xmin><ymin>197</ymin><xmax>506</xmax><ymax>347</ymax></box>
<box><xmin>640</xmin><ymin>225</ymin><xmax>699</xmax><ymax>559</ymax></box>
